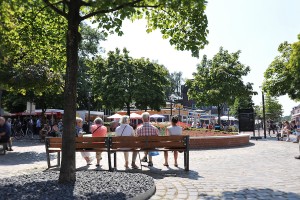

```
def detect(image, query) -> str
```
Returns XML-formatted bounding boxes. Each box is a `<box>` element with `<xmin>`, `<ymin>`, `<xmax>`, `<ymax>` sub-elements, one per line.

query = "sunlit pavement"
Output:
<box><xmin>1</xmin><ymin>135</ymin><xmax>300</xmax><ymax>200</ymax></box>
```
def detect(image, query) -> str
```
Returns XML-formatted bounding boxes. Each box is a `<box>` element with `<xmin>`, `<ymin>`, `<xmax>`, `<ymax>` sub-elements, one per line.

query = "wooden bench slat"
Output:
<box><xmin>76</xmin><ymin>143</ymin><xmax>106</xmax><ymax>149</ymax></box>
<box><xmin>111</xmin><ymin>141</ymin><xmax>185</xmax><ymax>149</ymax></box>
<box><xmin>76</xmin><ymin>137</ymin><xmax>106</xmax><ymax>142</ymax></box>
<box><xmin>111</xmin><ymin>136</ymin><xmax>186</xmax><ymax>142</ymax></box>
<box><xmin>48</xmin><ymin>143</ymin><xmax>62</xmax><ymax>148</ymax></box>
<box><xmin>47</xmin><ymin>137</ymin><xmax>62</xmax><ymax>142</ymax></box>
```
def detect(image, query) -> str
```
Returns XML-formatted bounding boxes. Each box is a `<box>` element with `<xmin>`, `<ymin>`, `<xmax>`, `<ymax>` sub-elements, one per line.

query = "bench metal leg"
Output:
<box><xmin>186</xmin><ymin>150</ymin><xmax>189</xmax><ymax>171</ymax></box>
<box><xmin>138</xmin><ymin>152</ymin><xmax>142</xmax><ymax>171</ymax></box>
<box><xmin>57</xmin><ymin>152</ymin><xmax>61</xmax><ymax>167</ymax></box>
<box><xmin>184</xmin><ymin>151</ymin><xmax>187</xmax><ymax>170</ymax></box>
<box><xmin>46</xmin><ymin>152</ymin><xmax>51</xmax><ymax>168</ymax></box>
<box><xmin>114</xmin><ymin>152</ymin><xmax>117</xmax><ymax>170</ymax></box>
<box><xmin>108</xmin><ymin>151</ymin><xmax>112</xmax><ymax>171</ymax></box>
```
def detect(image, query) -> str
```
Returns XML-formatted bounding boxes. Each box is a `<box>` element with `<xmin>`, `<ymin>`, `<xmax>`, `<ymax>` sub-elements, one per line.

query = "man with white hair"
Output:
<box><xmin>134</xmin><ymin>112</ymin><xmax>159</xmax><ymax>167</ymax></box>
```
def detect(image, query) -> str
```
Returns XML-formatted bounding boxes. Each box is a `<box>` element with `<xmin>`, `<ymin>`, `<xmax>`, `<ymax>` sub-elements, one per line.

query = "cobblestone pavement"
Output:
<box><xmin>0</xmin><ymin>135</ymin><xmax>299</xmax><ymax>200</ymax></box>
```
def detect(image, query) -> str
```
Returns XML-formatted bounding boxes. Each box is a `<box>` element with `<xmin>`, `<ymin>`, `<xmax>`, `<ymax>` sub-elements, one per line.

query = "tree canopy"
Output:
<box><xmin>91</xmin><ymin>48</ymin><xmax>169</xmax><ymax>115</ymax></box>
<box><xmin>0</xmin><ymin>0</ymin><xmax>66</xmax><ymax>92</ymax></box>
<box><xmin>187</xmin><ymin>47</ymin><xmax>256</xmax><ymax>124</ymax></box>
<box><xmin>263</xmin><ymin>34</ymin><xmax>300</xmax><ymax>100</ymax></box>
<box><xmin>264</xmin><ymin>95</ymin><xmax>283</xmax><ymax>121</ymax></box>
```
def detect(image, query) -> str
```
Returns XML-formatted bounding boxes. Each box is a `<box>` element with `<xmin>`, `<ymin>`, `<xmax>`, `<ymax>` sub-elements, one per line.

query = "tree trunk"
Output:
<box><xmin>0</xmin><ymin>89</ymin><xmax>3</xmax><ymax>116</ymax></box>
<box><xmin>217</xmin><ymin>105</ymin><xmax>221</xmax><ymax>125</ymax></box>
<box><xmin>59</xmin><ymin>1</ymin><xmax>81</xmax><ymax>183</ymax></box>
<box><xmin>126</xmin><ymin>103</ymin><xmax>130</xmax><ymax>116</ymax></box>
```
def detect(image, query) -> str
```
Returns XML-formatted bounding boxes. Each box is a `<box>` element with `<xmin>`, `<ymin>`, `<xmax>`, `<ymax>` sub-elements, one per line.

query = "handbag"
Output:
<box><xmin>149</xmin><ymin>151</ymin><xmax>159</xmax><ymax>156</ymax></box>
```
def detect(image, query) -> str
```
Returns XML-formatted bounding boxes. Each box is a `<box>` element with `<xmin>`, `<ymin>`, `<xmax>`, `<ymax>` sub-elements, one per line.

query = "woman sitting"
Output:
<box><xmin>91</xmin><ymin>117</ymin><xmax>107</xmax><ymax>167</ymax></box>
<box><xmin>115</xmin><ymin>116</ymin><xmax>136</xmax><ymax>170</ymax></box>
<box><xmin>163</xmin><ymin>116</ymin><xmax>182</xmax><ymax>167</ymax></box>
<box><xmin>39</xmin><ymin>124</ymin><xmax>51</xmax><ymax>141</ymax></box>
<box><xmin>281</xmin><ymin>121</ymin><xmax>291</xmax><ymax>141</ymax></box>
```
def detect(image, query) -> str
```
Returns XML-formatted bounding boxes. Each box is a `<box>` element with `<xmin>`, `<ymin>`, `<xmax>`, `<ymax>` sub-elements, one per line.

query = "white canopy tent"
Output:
<box><xmin>219</xmin><ymin>116</ymin><xmax>238</xmax><ymax>121</ymax></box>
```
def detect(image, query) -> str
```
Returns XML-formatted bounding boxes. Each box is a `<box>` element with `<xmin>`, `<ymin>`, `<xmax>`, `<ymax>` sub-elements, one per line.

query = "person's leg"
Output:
<box><xmin>81</xmin><ymin>152</ymin><xmax>91</xmax><ymax>165</ymax></box>
<box><xmin>131</xmin><ymin>152</ymin><xmax>138</xmax><ymax>168</ymax></box>
<box><xmin>96</xmin><ymin>152</ymin><xmax>102</xmax><ymax>166</ymax></box>
<box><xmin>163</xmin><ymin>151</ymin><xmax>168</xmax><ymax>166</ymax></box>
<box><xmin>124</xmin><ymin>152</ymin><xmax>129</xmax><ymax>168</ymax></box>
<box><xmin>174</xmin><ymin>151</ymin><xmax>179</xmax><ymax>166</ymax></box>
<box><xmin>296</xmin><ymin>142</ymin><xmax>300</xmax><ymax>159</ymax></box>
<box><xmin>7</xmin><ymin>137</ymin><xmax>13</xmax><ymax>151</ymax></box>
<box><xmin>286</xmin><ymin>132</ymin><xmax>290</xmax><ymax>141</ymax></box>
<box><xmin>148</xmin><ymin>155</ymin><xmax>153</xmax><ymax>166</ymax></box>
<box><xmin>142</xmin><ymin>151</ymin><xmax>148</xmax><ymax>162</ymax></box>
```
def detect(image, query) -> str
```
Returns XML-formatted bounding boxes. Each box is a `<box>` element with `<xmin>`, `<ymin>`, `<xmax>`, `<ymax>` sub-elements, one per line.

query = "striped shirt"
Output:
<box><xmin>136</xmin><ymin>122</ymin><xmax>159</xmax><ymax>136</ymax></box>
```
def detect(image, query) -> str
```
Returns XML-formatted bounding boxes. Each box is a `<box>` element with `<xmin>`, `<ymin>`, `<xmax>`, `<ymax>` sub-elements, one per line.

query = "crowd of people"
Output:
<box><xmin>2</xmin><ymin>113</ymin><xmax>299</xmax><ymax>164</ymax></box>
<box><xmin>267</xmin><ymin>120</ymin><xmax>300</xmax><ymax>143</ymax></box>
<box><xmin>74</xmin><ymin>112</ymin><xmax>182</xmax><ymax>169</ymax></box>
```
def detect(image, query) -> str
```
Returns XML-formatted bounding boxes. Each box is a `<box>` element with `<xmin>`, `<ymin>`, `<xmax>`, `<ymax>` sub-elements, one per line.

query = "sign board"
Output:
<box><xmin>238</xmin><ymin>108</ymin><xmax>254</xmax><ymax>132</ymax></box>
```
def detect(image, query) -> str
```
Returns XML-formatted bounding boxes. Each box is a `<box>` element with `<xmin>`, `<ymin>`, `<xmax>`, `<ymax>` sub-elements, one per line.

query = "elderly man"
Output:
<box><xmin>0</xmin><ymin>117</ymin><xmax>12</xmax><ymax>151</ymax></box>
<box><xmin>132</xmin><ymin>112</ymin><xmax>159</xmax><ymax>167</ymax></box>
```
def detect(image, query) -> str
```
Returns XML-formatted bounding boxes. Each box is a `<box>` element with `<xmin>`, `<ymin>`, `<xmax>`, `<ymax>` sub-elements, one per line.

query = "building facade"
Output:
<box><xmin>291</xmin><ymin>104</ymin><xmax>300</xmax><ymax>122</ymax></box>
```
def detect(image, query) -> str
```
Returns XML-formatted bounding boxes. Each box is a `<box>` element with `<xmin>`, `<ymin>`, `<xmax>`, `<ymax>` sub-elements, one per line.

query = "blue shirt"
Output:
<box><xmin>0</xmin><ymin>123</ymin><xmax>11</xmax><ymax>138</ymax></box>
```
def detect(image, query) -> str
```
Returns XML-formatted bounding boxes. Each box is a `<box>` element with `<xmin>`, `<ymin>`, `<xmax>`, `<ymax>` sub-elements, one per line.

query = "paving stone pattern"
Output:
<box><xmin>0</xmin><ymin>135</ymin><xmax>299</xmax><ymax>200</ymax></box>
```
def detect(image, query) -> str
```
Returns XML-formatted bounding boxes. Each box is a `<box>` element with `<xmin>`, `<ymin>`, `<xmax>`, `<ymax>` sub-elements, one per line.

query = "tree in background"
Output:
<box><xmin>263</xmin><ymin>34</ymin><xmax>300</xmax><ymax>100</ymax></box>
<box><xmin>77</xmin><ymin>23</ymin><xmax>105</xmax><ymax>110</ymax></box>
<box><xmin>187</xmin><ymin>47</ymin><xmax>256</xmax><ymax>124</ymax></box>
<box><xmin>264</xmin><ymin>94</ymin><xmax>283</xmax><ymax>121</ymax></box>
<box><xmin>230</xmin><ymin>96</ymin><xmax>254</xmax><ymax>117</ymax></box>
<box><xmin>91</xmin><ymin>49</ymin><xmax>169</xmax><ymax>115</ymax></box>
<box><xmin>134</xmin><ymin>58</ymin><xmax>169</xmax><ymax>111</ymax></box>
<box><xmin>165</xmin><ymin>71</ymin><xmax>184</xmax><ymax>99</ymax></box>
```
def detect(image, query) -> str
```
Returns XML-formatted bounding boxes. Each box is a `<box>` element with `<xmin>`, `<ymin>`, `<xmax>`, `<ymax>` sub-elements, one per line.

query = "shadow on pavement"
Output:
<box><xmin>11</xmin><ymin>140</ymin><xmax>44</xmax><ymax>147</ymax></box>
<box><xmin>0</xmin><ymin>151</ymin><xmax>54</xmax><ymax>165</ymax></box>
<box><xmin>199</xmin><ymin>188</ymin><xmax>300</xmax><ymax>199</ymax></box>
<box><xmin>129</xmin><ymin>168</ymin><xmax>203</xmax><ymax>180</ymax></box>
<box><xmin>191</xmin><ymin>142</ymin><xmax>256</xmax><ymax>151</ymax></box>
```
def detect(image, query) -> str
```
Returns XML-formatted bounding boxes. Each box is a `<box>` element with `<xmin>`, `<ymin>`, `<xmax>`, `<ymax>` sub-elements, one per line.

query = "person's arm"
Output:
<box><xmin>165</xmin><ymin>128</ymin><xmax>169</xmax><ymax>136</ymax></box>
<box><xmin>0</xmin><ymin>131</ymin><xmax>5</xmax><ymax>136</ymax></box>
<box><xmin>131</xmin><ymin>127</ymin><xmax>135</xmax><ymax>136</ymax></box>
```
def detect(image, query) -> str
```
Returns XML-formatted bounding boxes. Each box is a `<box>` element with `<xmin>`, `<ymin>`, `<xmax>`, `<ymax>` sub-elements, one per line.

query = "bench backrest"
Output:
<box><xmin>110</xmin><ymin>135</ymin><xmax>189</xmax><ymax>149</ymax></box>
<box><xmin>46</xmin><ymin>137</ymin><xmax>108</xmax><ymax>150</ymax></box>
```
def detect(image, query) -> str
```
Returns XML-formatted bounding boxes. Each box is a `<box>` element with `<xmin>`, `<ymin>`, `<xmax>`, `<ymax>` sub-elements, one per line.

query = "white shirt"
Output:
<box><xmin>115</xmin><ymin>124</ymin><xmax>134</xmax><ymax>136</ymax></box>
<box><xmin>167</xmin><ymin>125</ymin><xmax>183</xmax><ymax>136</ymax></box>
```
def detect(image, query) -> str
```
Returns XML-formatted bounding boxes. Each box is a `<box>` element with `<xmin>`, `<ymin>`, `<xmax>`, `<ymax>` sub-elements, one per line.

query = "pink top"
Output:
<box><xmin>91</xmin><ymin>124</ymin><xmax>107</xmax><ymax>137</ymax></box>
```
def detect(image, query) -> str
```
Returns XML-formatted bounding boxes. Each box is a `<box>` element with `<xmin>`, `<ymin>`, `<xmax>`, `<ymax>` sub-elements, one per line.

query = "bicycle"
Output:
<box><xmin>12</xmin><ymin>126</ymin><xmax>34</xmax><ymax>140</ymax></box>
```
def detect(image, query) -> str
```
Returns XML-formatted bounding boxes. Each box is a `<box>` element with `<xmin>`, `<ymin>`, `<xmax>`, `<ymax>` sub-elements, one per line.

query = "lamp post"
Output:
<box><xmin>88</xmin><ymin>92</ymin><xmax>92</xmax><ymax>134</ymax></box>
<box><xmin>262</xmin><ymin>91</ymin><xmax>267</xmax><ymax>139</ymax></box>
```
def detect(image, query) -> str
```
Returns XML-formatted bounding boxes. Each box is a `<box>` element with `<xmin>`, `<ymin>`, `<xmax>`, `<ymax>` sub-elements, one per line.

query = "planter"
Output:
<box><xmin>189</xmin><ymin>134</ymin><xmax>250</xmax><ymax>149</ymax></box>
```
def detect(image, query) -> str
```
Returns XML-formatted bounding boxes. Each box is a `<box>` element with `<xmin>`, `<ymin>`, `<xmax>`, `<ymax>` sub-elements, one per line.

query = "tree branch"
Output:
<box><xmin>80</xmin><ymin>0</ymin><xmax>92</xmax><ymax>7</ymax></box>
<box><xmin>80</xmin><ymin>0</ymin><xmax>143</xmax><ymax>21</ymax></box>
<box><xmin>43</xmin><ymin>0</ymin><xmax>68</xmax><ymax>18</ymax></box>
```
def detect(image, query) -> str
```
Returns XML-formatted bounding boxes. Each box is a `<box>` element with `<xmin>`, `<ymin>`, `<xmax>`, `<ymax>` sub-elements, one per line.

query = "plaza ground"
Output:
<box><xmin>0</xmin><ymin>135</ymin><xmax>299</xmax><ymax>200</ymax></box>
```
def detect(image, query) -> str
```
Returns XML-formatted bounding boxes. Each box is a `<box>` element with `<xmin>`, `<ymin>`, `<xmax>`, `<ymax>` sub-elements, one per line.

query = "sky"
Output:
<box><xmin>101</xmin><ymin>0</ymin><xmax>300</xmax><ymax>116</ymax></box>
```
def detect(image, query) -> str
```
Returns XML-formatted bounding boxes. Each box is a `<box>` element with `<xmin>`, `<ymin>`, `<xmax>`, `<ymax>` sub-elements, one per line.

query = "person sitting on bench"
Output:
<box><xmin>135</xmin><ymin>112</ymin><xmax>159</xmax><ymax>167</ymax></box>
<box><xmin>164</xmin><ymin>115</ymin><xmax>183</xmax><ymax>167</ymax></box>
<box><xmin>0</xmin><ymin>117</ymin><xmax>12</xmax><ymax>151</ymax></box>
